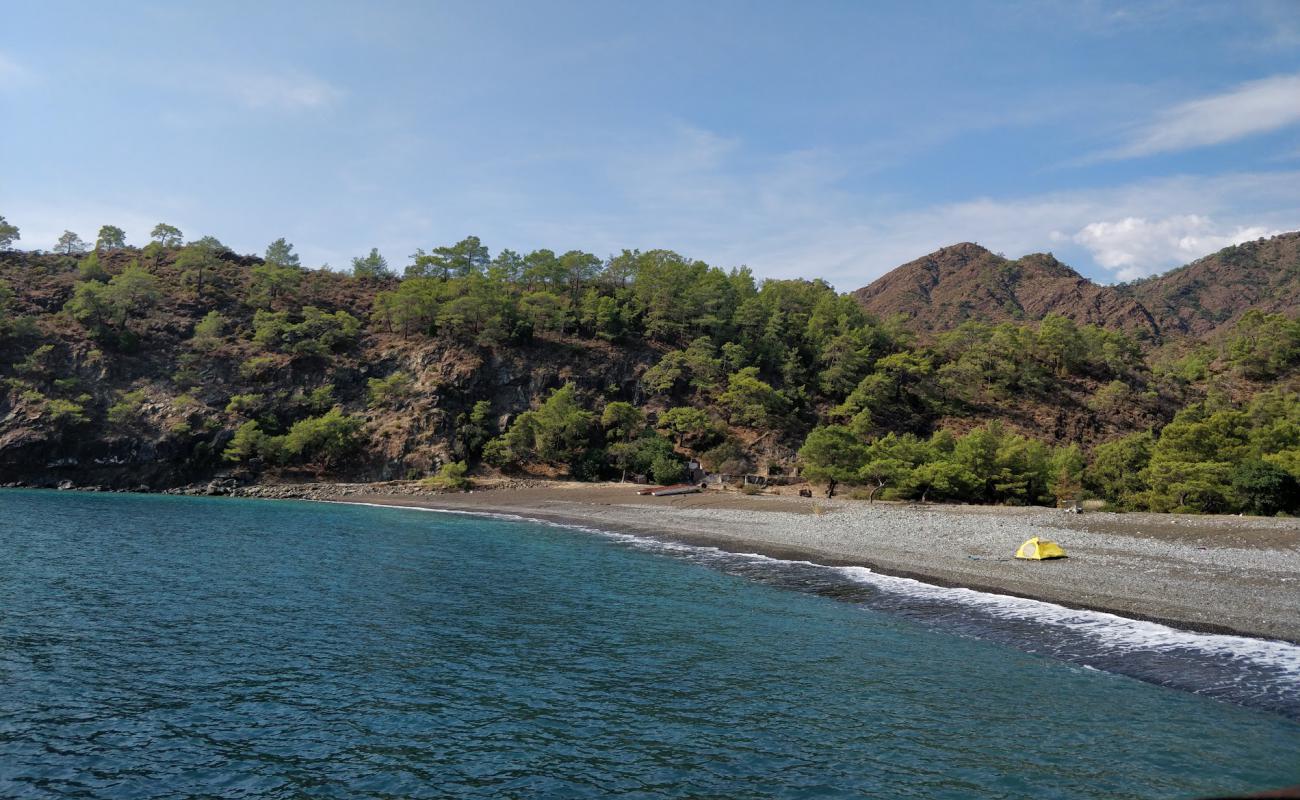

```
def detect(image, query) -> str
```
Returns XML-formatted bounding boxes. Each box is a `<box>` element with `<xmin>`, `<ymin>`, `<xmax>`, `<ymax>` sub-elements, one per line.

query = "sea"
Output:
<box><xmin>1</xmin><ymin>489</ymin><xmax>1298</xmax><ymax>799</ymax></box>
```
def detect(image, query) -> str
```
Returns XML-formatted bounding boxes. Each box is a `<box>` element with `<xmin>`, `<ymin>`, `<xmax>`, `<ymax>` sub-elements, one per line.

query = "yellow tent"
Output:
<box><xmin>1015</xmin><ymin>537</ymin><xmax>1067</xmax><ymax>560</ymax></box>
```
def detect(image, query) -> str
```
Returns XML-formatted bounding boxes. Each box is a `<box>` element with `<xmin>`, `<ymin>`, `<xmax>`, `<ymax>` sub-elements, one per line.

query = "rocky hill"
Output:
<box><xmin>851</xmin><ymin>243</ymin><xmax>1159</xmax><ymax>338</ymax></box>
<box><xmin>0</xmin><ymin>231</ymin><xmax>1296</xmax><ymax>515</ymax></box>
<box><xmin>1126</xmin><ymin>231</ymin><xmax>1300</xmax><ymax>339</ymax></box>
<box><xmin>851</xmin><ymin>233</ymin><xmax>1300</xmax><ymax>343</ymax></box>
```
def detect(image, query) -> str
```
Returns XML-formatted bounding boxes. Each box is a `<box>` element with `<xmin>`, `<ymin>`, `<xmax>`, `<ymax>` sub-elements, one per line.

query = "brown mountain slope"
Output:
<box><xmin>1126</xmin><ymin>230</ymin><xmax>1300</xmax><ymax>338</ymax></box>
<box><xmin>852</xmin><ymin>243</ymin><xmax>1160</xmax><ymax>338</ymax></box>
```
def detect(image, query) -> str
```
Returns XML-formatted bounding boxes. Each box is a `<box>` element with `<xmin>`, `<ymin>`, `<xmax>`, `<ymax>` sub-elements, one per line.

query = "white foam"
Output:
<box><xmin>325</xmin><ymin>498</ymin><xmax>1300</xmax><ymax>684</ymax></box>
<box><xmin>834</xmin><ymin>565</ymin><xmax>1300</xmax><ymax>679</ymax></box>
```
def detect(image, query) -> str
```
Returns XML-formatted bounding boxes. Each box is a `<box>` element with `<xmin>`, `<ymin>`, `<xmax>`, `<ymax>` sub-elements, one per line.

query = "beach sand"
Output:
<box><xmin>234</xmin><ymin>481</ymin><xmax>1300</xmax><ymax>643</ymax></box>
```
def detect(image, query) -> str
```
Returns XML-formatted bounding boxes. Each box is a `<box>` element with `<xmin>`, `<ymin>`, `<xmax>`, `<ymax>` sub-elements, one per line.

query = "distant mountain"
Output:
<box><xmin>851</xmin><ymin>242</ymin><xmax>1159</xmax><ymax>338</ymax></box>
<box><xmin>1127</xmin><ymin>231</ymin><xmax>1300</xmax><ymax>339</ymax></box>
<box><xmin>852</xmin><ymin>232</ymin><xmax>1300</xmax><ymax>342</ymax></box>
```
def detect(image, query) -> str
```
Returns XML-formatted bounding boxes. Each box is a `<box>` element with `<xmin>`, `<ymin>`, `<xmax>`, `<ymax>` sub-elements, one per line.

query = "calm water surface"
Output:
<box><xmin>1</xmin><ymin>489</ymin><xmax>1298</xmax><ymax>799</ymax></box>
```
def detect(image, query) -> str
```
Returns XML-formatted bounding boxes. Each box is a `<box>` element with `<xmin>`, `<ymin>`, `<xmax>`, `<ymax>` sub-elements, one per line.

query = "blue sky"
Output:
<box><xmin>3</xmin><ymin>1</ymin><xmax>1299</xmax><ymax>286</ymax></box>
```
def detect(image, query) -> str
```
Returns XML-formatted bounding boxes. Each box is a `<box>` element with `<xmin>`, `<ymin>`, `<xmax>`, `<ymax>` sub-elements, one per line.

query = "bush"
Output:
<box><xmin>367</xmin><ymin>372</ymin><xmax>414</xmax><ymax>408</ymax></box>
<box><xmin>280</xmin><ymin>408</ymin><xmax>364</xmax><ymax>468</ymax></box>
<box><xmin>422</xmin><ymin>461</ymin><xmax>471</xmax><ymax>491</ymax></box>
<box><xmin>45</xmin><ymin>398</ymin><xmax>89</xmax><ymax>426</ymax></box>
<box><xmin>650</xmin><ymin>453</ymin><xmax>687</xmax><ymax>484</ymax></box>
<box><xmin>223</xmin><ymin>421</ymin><xmax>272</xmax><ymax>463</ymax></box>
<box><xmin>700</xmin><ymin>440</ymin><xmax>751</xmax><ymax>475</ymax></box>
<box><xmin>107</xmin><ymin>389</ymin><xmax>148</xmax><ymax>427</ymax></box>
<box><xmin>238</xmin><ymin>354</ymin><xmax>280</xmax><ymax>381</ymax></box>
<box><xmin>1231</xmin><ymin>460</ymin><xmax>1300</xmax><ymax>516</ymax></box>
<box><xmin>225</xmin><ymin>393</ymin><xmax>264</xmax><ymax>416</ymax></box>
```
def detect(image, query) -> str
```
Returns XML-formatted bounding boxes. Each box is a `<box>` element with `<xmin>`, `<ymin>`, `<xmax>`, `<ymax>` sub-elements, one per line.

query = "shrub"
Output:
<box><xmin>238</xmin><ymin>355</ymin><xmax>280</xmax><ymax>381</ymax></box>
<box><xmin>650</xmin><ymin>453</ymin><xmax>687</xmax><ymax>484</ymax></box>
<box><xmin>44</xmin><ymin>397</ymin><xmax>89</xmax><ymax>426</ymax></box>
<box><xmin>225</xmin><ymin>393</ymin><xmax>265</xmax><ymax>416</ymax></box>
<box><xmin>367</xmin><ymin>372</ymin><xmax>414</xmax><ymax>408</ymax></box>
<box><xmin>107</xmin><ymin>389</ymin><xmax>148</xmax><ymax>427</ymax></box>
<box><xmin>422</xmin><ymin>461</ymin><xmax>472</xmax><ymax>491</ymax></box>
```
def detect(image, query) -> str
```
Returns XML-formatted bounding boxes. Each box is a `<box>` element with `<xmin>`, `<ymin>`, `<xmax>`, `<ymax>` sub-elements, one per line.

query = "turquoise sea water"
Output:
<box><xmin>1</xmin><ymin>489</ymin><xmax>1298</xmax><ymax>799</ymax></box>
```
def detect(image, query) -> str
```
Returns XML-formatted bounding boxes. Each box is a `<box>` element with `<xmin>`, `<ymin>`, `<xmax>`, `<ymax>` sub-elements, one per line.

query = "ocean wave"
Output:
<box><xmin>329</xmin><ymin>499</ymin><xmax>1300</xmax><ymax>717</ymax></box>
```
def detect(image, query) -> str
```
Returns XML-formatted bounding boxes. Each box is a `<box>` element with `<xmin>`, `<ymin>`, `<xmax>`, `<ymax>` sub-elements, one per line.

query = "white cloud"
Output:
<box><xmin>223</xmin><ymin>71</ymin><xmax>343</xmax><ymax>111</ymax></box>
<box><xmin>162</xmin><ymin>67</ymin><xmax>343</xmax><ymax>113</ymax></box>
<box><xmin>567</xmin><ymin>135</ymin><xmax>1300</xmax><ymax>287</ymax></box>
<box><xmin>0</xmin><ymin>51</ymin><xmax>32</xmax><ymax>89</ymax></box>
<box><xmin>1072</xmin><ymin>216</ymin><xmax>1281</xmax><ymax>280</ymax></box>
<box><xmin>1103</xmin><ymin>73</ymin><xmax>1300</xmax><ymax>159</ymax></box>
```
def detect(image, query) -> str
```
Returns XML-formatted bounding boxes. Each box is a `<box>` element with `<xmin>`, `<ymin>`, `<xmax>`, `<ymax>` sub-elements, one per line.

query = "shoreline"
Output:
<box><xmin>235</xmin><ymin>480</ymin><xmax>1300</xmax><ymax>645</ymax></box>
<box><xmin>12</xmin><ymin>479</ymin><xmax>1298</xmax><ymax>643</ymax></box>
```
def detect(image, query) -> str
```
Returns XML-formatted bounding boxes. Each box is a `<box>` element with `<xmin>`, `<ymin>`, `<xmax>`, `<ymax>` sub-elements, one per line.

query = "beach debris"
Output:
<box><xmin>1014</xmin><ymin>536</ymin><xmax>1067</xmax><ymax>560</ymax></box>
<box><xmin>638</xmin><ymin>483</ymin><xmax>704</xmax><ymax>497</ymax></box>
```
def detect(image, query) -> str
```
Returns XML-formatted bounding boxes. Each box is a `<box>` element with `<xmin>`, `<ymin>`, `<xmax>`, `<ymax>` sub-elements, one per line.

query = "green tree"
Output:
<box><xmin>96</xmin><ymin>225</ymin><xmax>126</xmax><ymax>250</ymax></box>
<box><xmin>719</xmin><ymin>367</ymin><xmax>787</xmax><ymax>427</ymax></box>
<box><xmin>175</xmin><ymin>243</ymin><xmax>221</xmax><ymax>298</ymax></box>
<box><xmin>650</xmin><ymin>452</ymin><xmax>687</xmax><ymax>484</ymax></box>
<box><xmin>252</xmin><ymin>307</ymin><xmax>360</xmax><ymax>356</ymax></box>
<box><xmin>1085</xmin><ymin>431</ymin><xmax>1154</xmax><ymax>508</ymax></box>
<box><xmin>189</xmin><ymin>235</ymin><xmax>231</xmax><ymax>253</ymax></box>
<box><xmin>150</xmin><ymin>223</ymin><xmax>183</xmax><ymax>247</ymax></box>
<box><xmin>454</xmin><ymin>400</ymin><xmax>496</xmax><ymax>460</ymax></box>
<box><xmin>488</xmin><ymin>384</ymin><xmax>596</xmax><ymax>472</ymax></box>
<box><xmin>798</xmin><ymin>425</ymin><xmax>869</xmax><ymax>488</ymax></box>
<box><xmin>600</xmin><ymin>401</ymin><xmax>645</xmax><ymax>442</ymax></box>
<box><xmin>280</xmin><ymin>408</ymin><xmax>364</xmax><ymax>470</ymax></box>
<box><xmin>423</xmin><ymin>461</ymin><xmax>471</xmax><ymax>491</ymax></box>
<box><xmin>1145</xmin><ymin>404</ymin><xmax>1249</xmax><ymax>512</ymax></box>
<box><xmin>657</xmin><ymin>406</ymin><xmax>719</xmax><ymax>449</ymax></box>
<box><xmin>0</xmin><ymin>215</ymin><xmax>18</xmax><ymax>249</ymax></box>
<box><xmin>351</xmin><ymin>248</ymin><xmax>392</xmax><ymax>279</ymax></box>
<box><xmin>858</xmin><ymin>432</ymin><xmax>928</xmax><ymax>501</ymax></box>
<box><xmin>106</xmin><ymin>262</ymin><xmax>160</xmax><ymax>315</ymax></box>
<box><xmin>107</xmin><ymin>389</ymin><xmax>148</xmax><ymax>428</ymax></box>
<box><xmin>191</xmin><ymin>311</ymin><xmax>226</xmax><ymax>347</ymax></box>
<box><xmin>264</xmin><ymin>237</ymin><xmax>301</xmax><ymax>267</ymax></box>
<box><xmin>248</xmin><ymin>262</ymin><xmax>303</xmax><ymax>308</ymax></box>
<box><xmin>55</xmin><ymin>230</ymin><xmax>88</xmax><ymax>255</ymax></box>
<box><xmin>223</xmin><ymin>420</ymin><xmax>271</xmax><ymax>462</ymax></box>
<box><xmin>408</xmin><ymin>236</ymin><xmax>489</xmax><ymax>279</ymax></box>
<box><xmin>1226</xmin><ymin>310</ymin><xmax>1300</xmax><ymax>380</ymax></box>
<box><xmin>1049</xmin><ymin>444</ymin><xmax>1085</xmax><ymax>506</ymax></box>
<box><xmin>77</xmin><ymin>252</ymin><xmax>109</xmax><ymax>282</ymax></box>
<box><xmin>1230</xmin><ymin>460</ymin><xmax>1299</xmax><ymax>516</ymax></box>
<box><xmin>65</xmin><ymin>281</ymin><xmax>119</xmax><ymax>332</ymax></box>
<box><xmin>367</xmin><ymin>371</ymin><xmax>414</xmax><ymax>407</ymax></box>
<box><xmin>906</xmin><ymin>460</ymin><xmax>977</xmax><ymax>503</ymax></box>
<box><xmin>372</xmin><ymin>277</ymin><xmax>441</xmax><ymax>336</ymax></box>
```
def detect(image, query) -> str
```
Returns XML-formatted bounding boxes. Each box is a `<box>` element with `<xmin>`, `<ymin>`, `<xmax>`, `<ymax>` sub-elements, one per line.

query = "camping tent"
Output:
<box><xmin>1015</xmin><ymin>537</ymin><xmax>1067</xmax><ymax>560</ymax></box>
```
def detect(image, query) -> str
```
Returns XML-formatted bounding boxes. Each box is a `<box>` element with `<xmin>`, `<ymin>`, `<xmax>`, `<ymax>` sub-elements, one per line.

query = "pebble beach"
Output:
<box><xmin>218</xmin><ymin>481</ymin><xmax>1300</xmax><ymax>643</ymax></box>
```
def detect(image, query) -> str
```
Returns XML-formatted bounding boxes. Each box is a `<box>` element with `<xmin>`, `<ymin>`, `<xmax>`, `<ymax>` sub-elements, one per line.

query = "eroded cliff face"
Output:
<box><xmin>0</xmin><ymin>249</ymin><xmax>662</xmax><ymax>489</ymax></box>
<box><xmin>0</xmin><ymin>332</ymin><xmax>659</xmax><ymax>489</ymax></box>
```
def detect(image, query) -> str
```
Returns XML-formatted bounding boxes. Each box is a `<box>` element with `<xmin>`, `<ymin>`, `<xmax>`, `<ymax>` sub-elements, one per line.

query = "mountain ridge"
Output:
<box><xmin>851</xmin><ymin>231</ymin><xmax>1300</xmax><ymax>342</ymax></box>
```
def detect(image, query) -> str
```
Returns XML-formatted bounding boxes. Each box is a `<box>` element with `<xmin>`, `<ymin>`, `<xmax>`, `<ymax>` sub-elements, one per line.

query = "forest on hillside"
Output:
<box><xmin>1</xmin><ymin>216</ymin><xmax>1298</xmax><ymax>515</ymax></box>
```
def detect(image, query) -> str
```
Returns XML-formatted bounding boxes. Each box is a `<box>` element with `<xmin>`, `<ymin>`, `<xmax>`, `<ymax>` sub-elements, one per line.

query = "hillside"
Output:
<box><xmin>1</xmin><ymin>230</ymin><xmax>1297</xmax><ymax>515</ymax></box>
<box><xmin>852</xmin><ymin>243</ymin><xmax>1159</xmax><ymax>338</ymax></box>
<box><xmin>1127</xmin><ymin>231</ymin><xmax>1300</xmax><ymax>338</ymax></box>
<box><xmin>851</xmin><ymin>233</ymin><xmax>1300</xmax><ymax>343</ymax></box>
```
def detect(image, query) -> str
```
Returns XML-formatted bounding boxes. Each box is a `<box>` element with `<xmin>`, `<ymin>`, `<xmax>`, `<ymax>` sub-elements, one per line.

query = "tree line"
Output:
<box><xmin>1</xmin><ymin>218</ymin><xmax>1297</xmax><ymax>514</ymax></box>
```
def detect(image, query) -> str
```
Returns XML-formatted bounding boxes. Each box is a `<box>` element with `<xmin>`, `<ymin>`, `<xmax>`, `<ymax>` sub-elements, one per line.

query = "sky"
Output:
<box><xmin>3</xmin><ymin>0</ymin><xmax>1300</xmax><ymax>287</ymax></box>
